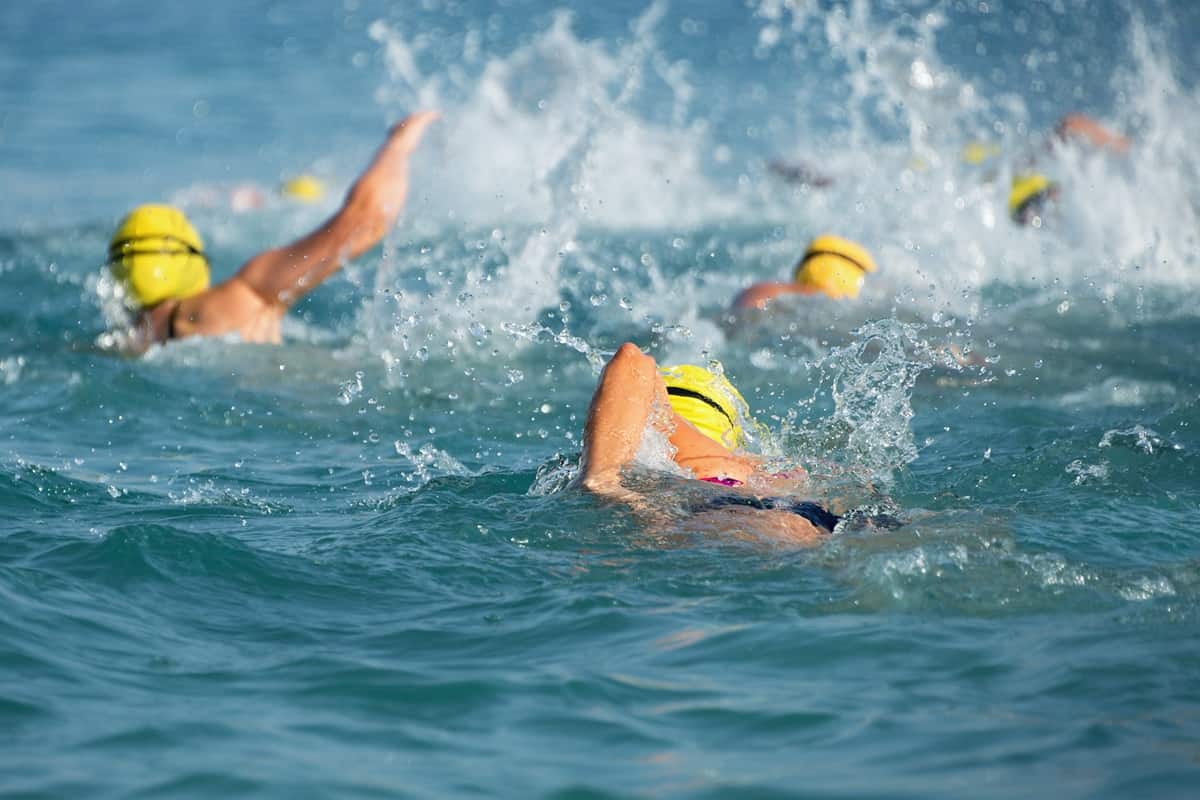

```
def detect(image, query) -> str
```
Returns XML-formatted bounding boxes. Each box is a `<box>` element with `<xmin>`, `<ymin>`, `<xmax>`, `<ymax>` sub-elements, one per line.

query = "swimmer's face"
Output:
<box><xmin>1014</xmin><ymin>185</ymin><xmax>1060</xmax><ymax>226</ymax></box>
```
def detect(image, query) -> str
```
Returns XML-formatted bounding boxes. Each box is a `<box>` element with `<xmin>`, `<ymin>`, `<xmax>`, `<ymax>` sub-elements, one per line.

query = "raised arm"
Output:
<box><xmin>1055</xmin><ymin>113</ymin><xmax>1130</xmax><ymax>154</ymax></box>
<box><xmin>579</xmin><ymin>343</ymin><xmax>667</xmax><ymax>495</ymax></box>
<box><xmin>732</xmin><ymin>281</ymin><xmax>807</xmax><ymax>311</ymax></box>
<box><xmin>579</xmin><ymin>343</ymin><xmax>755</xmax><ymax>496</ymax></box>
<box><xmin>234</xmin><ymin>110</ymin><xmax>440</xmax><ymax>308</ymax></box>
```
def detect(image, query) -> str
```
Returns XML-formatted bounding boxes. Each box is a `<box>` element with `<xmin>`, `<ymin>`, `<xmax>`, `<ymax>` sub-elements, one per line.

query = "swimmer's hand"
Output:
<box><xmin>341</xmin><ymin>110</ymin><xmax>441</xmax><ymax>252</ymax></box>
<box><xmin>943</xmin><ymin>343</ymin><xmax>986</xmax><ymax>368</ymax></box>
<box><xmin>579</xmin><ymin>470</ymin><xmax>668</xmax><ymax>525</ymax></box>
<box><xmin>580</xmin><ymin>471</ymin><xmax>644</xmax><ymax>506</ymax></box>
<box><xmin>1056</xmin><ymin>113</ymin><xmax>1130</xmax><ymax>154</ymax></box>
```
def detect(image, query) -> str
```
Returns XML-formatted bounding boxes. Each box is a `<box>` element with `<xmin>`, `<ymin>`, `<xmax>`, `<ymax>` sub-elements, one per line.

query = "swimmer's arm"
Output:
<box><xmin>578</xmin><ymin>343</ymin><xmax>756</xmax><ymax>496</ymax></box>
<box><xmin>579</xmin><ymin>343</ymin><xmax>667</xmax><ymax>497</ymax></box>
<box><xmin>231</xmin><ymin>110</ymin><xmax>440</xmax><ymax>310</ymax></box>
<box><xmin>1055</xmin><ymin>113</ymin><xmax>1130</xmax><ymax>154</ymax></box>
<box><xmin>944</xmin><ymin>342</ymin><xmax>986</xmax><ymax>367</ymax></box>
<box><xmin>667</xmin><ymin>412</ymin><xmax>755</xmax><ymax>485</ymax></box>
<box><xmin>732</xmin><ymin>281</ymin><xmax>804</xmax><ymax>311</ymax></box>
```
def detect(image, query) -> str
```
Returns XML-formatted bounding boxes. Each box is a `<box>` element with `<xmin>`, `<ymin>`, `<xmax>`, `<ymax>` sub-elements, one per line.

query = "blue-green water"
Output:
<box><xmin>4</xmin><ymin>1</ymin><xmax>1200</xmax><ymax>797</ymax></box>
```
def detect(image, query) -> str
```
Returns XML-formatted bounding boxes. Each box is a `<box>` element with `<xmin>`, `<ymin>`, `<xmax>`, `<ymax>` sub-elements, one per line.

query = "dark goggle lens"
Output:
<box><xmin>108</xmin><ymin>235</ymin><xmax>206</xmax><ymax>264</ymax></box>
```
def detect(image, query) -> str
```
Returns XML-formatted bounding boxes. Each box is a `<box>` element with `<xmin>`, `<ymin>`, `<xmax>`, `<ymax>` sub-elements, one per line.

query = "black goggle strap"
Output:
<box><xmin>1012</xmin><ymin>188</ymin><xmax>1051</xmax><ymax>222</ymax></box>
<box><xmin>666</xmin><ymin>386</ymin><xmax>735</xmax><ymax>430</ymax></box>
<box><xmin>799</xmin><ymin>248</ymin><xmax>869</xmax><ymax>275</ymax></box>
<box><xmin>108</xmin><ymin>235</ymin><xmax>207</xmax><ymax>264</ymax></box>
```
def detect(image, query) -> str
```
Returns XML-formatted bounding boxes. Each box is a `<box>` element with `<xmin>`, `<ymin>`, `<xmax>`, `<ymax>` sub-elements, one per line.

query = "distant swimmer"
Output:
<box><xmin>1007</xmin><ymin>112</ymin><xmax>1129</xmax><ymax>227</ymax></box>
<box><xmin>169</xmin><ymin>182</ymin><xmax>268</xmax><ymax>214</ymax></box>
<box><xmin>1007</xmin><ymin>172</ymin><xmax>1060</xmax><ymax>227</ymax></box>
<box><xmin>1054</xmin><ymin>112</ymin><xmax>1131</xmax><ymax>154</ymax></box>
<box><xmin>731</xmin><ymin>234</ymin><xmax>877</xmax><ymax>311</ymax></box>
<box><xmin>105</xmin><ymin>110</ymin><xmax>439</xmax><ymax>350</ymax></box>
<box><xmin>766</xmin><ymin>159</ymin><xmax>835</xmax><ymax>188</ymax></box>
<box><xmin>578</xmin><ymin>343</ymin><xmax>836</xmax><ymax>545</ymax></box>
<box><xmin>170</xmin><ymin>174</ymin><xmax>326</xmax><ymax>214</ymax></box>
<box><xmin>279</xmin><ymin>174</ymin><xmax>327</xmax><ymax>203</ymax></box>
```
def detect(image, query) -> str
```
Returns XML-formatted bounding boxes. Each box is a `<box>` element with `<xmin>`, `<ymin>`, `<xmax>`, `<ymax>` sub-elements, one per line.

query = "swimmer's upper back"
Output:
<box><xmin>171</xmin><ymin>278</ymin><xmax>284</xmax><ymax>344</ymax></box>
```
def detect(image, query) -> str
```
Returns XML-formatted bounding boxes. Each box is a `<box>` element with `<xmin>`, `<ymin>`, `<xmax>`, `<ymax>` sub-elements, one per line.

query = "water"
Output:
<box><xmin>4</xmin><ymin>0</ymin><xmax>1200</xmax><ymax>796</ymax></box>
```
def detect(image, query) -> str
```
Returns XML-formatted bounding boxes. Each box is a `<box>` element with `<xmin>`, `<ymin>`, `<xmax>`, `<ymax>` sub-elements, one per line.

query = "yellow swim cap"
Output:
<box><xmin>107</xmin><ymin>204</ymin><xmax>210</xmax><ymax>308</ymax></box>
<box><xmin>793</xmin><ymin>235</ymin><xmax>877</xmax><ymax>299</ymax></box>
<box><xmin>280</xmin><ymin>174</ymin><xmax>325</xmax><ymax>202</ymax></box>
<box><xmin>660</xmin><ymin>364</ymin><xmax>748</xmax><ymax>449</ymax></box>
<box><xmin>1008</xmin><ymin>173</ymin><xmax>1054</xmax><ymax>224</ymax></box>
<box><xmin>961</xmin><ymin>141</ymin><xmax>1001</xmax><ymax>165</ymax></box>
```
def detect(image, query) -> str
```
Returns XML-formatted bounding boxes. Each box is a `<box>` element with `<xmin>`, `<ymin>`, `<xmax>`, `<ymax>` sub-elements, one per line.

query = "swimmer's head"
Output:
<box><xmin>1008</xmin><ymin>173</ymin><xmax>1057</xmax><ymax>226</ymax></box>
<box><xmin>793</xmin><ymin>235</ymin><xmax>877</xmax><ymax>299</ymax></box>
<box><xmin>961</xmin><ymin>141</ymin><xmax>1001</xmax><ymax>165</ymax></box>
<box><xmin>660</xmin><ymin>364</ymin><xmax>748</xmax><ymax>449</ymax></box>
<box><xmin>280</xmin><ymin>174</ymin><xmax>326</xmax><ymax>202</ymax></box>
<box><xmin>107</xmin><ymin>204</ymin><xmax>210</xmax><ymax>308</ymax></box>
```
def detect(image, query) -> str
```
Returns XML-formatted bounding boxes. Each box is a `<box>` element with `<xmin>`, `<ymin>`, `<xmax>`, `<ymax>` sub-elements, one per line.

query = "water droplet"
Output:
<box><xmin>337</xmin><ymin>373</ymin><xmax>364</xmax><ymax>405</ymax></box>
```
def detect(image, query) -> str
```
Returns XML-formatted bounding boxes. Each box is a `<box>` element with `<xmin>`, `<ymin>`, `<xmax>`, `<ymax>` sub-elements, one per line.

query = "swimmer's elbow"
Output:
<box><xmin>579</xmin><ymin>471</ymin><xmax>645</xmax><ymax>508</ymax></box>
<box><xmin>580</xmin><ymin>472</ymin><xmax>618</xmax><ymax>496</ymax></box>
<box><xmin>579</xmin><ymin>464</ymin><xmax>634</xmax><ymax>499</ymax></box>
<box><xmin>733</xmin><ymin>283</ymin><xmax>786</xmax><ymax>311</ymax></box>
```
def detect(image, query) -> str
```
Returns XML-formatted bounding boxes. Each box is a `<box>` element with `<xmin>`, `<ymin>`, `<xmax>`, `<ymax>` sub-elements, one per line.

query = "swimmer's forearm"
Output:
<box><xmin>732</xmin><ymin>282</ymin><xmax>801</xmax><ymax>310</ymax></box>
<box><xmin>233</xmin><ymin>209</ymin><xmax>369</xmax><ymax>308</ymax></box>
<box><xmin>233</xmin><ymin>112</ymin><xmax>437</xmax><ymax>309</ymax></box>
<box><xmin>579</xmin><ymin>343</ymin><xmax>663</xmax><ymax>487</ymax></box>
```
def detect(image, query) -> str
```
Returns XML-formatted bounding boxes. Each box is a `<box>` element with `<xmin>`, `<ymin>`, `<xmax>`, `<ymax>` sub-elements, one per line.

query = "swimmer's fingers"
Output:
<box><xmin>388</xmin><ymin>110</ymin><xmax>441</xmax><ymax>154</ymax></box>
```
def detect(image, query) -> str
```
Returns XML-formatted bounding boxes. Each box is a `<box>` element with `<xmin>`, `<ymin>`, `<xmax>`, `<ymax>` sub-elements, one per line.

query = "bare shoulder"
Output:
<box><xmin>733</xmin><ymin>281</ymin><xmax>802</xmax><ymax>310</ymax></box>
<box><xmin>172</xmin><ymin>278</ymin><xmax>282</xmax><ymax>343</ymax></box>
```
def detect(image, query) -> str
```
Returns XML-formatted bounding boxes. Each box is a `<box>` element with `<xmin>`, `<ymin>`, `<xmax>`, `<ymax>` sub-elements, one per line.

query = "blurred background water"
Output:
<box><xmin>3</xmin><ymin>0</ymin><xmax>1200</xmax><ymax>796</ymax></box>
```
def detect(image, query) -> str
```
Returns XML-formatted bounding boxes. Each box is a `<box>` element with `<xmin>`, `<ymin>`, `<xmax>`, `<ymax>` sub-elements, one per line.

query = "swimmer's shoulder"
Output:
<box><xmin>171</xmin><ymin>279</ymin><xmax>283</xmax><ymax>343</ymax></box>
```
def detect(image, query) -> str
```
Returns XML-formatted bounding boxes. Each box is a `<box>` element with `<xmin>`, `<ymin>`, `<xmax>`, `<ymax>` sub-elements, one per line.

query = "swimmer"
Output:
<box><xmin>1007</xmin><ymin>172</ymin><xmax>1060</xmax><ymax>227</ymax></box>
<box><xmin>169</xmin><ymin>181</ymin><xmax>268</xmax><ymax>214</ymax></box>
<box><xmin>731</xmin><ymin>234</ymin><xmax>877</xmax><ymax>311</ymax></box>
<box><xmin>1054</xmin><ymin>113</ymin><xmax>1131</xmax><ymax>154</ymax></box>
<box><xmin>578</xmin><ymin>343</ymin><xmax>834</xmax><ymax>545</ymax></box>
<box><xmin>279</xmin><ymin>174</ymin><xmax>326</xmax><ymax>203</ymax></box>
<box><xmin>766</xmin><ymin>159</ymin><xmax>835</xmax><ymax>188</ymax></box>
<box><xmin>1007</xmin><ymin>113</ymin><xmax>1129</xmax><ymax>227</ymax></box>
<box><xmin>106</xmin><ymin>110</ymin><xmax>439</xmax><ymax>350</ymax></box>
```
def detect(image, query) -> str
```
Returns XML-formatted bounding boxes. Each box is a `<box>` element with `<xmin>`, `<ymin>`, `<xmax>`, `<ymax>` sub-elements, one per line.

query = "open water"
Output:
<box><xmin>3</xmin><ymin>0</ymin><xmax>1200</xmax><ymax>797</ymax></box>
